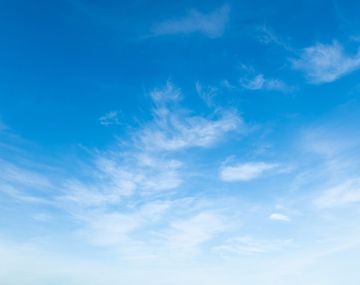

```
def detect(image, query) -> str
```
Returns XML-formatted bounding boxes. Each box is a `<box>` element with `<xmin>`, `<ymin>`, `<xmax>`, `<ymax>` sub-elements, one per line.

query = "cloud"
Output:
<box><xmin>195</xmin><ymin>81</ymin><xmax>218</xmax><ymax>106</ymax></box>
<box><xmin>240</xmin><ymin>74</ymin><xmax>291</xmax><ymax>92</ymax></box>
<box><xmin>0</xmin><ymin>159</ymin><xmax>54</xmax><ymax>204</ymax></box>
<box><xmin>51</xmin><ymin>81</ymin><xmax>248</xmax><ymax>256</ymax></box>
<box><xmin>99</xmin><ymin>111</ymin><xmax>121</xmax><ymax>126</ymax></box>
<box><xmin>0</xmin><ymin>159</ymin><xmax>51</xmax><ymax>188</ymax></box>
<box><xmin>150</xmin><ymin>81</ymin><xmax>182</xmax><ymax>103</ymax></box>
<box><xmin>0</xmin><ymin>81</ymin><xmax>253</xmax><ymax>262</ymax></box>
<box><xmin>314</xmin><ymin>178</ymin><xmax>360</xmax><ymax>208</ymax></box>
<box><xmin>255</xmin><ymin>25</ymin><xmax>294</xmax><ymax>52</ymax></box>
<box><xmin>139</xmin><ymin>111</ymin><xmax>241</xmax><ymax>151</ymax></box>
<box><xmin>220</xmin><ymin>162</ymin><xmax>278</xmax><ymax>182</ymax></box>
<box><xmin>79</xmin><ymin>204</ymin><xmax>167</xmax><ymax>246</ymax></box>
<box><xmin>292</xmin><ymin>41</ymin><xmax>360</xmax><ymax>84</ymax></box>
<box><xmin>67</xmin><ymin>81</ymin><xmax>234</xmax><ymax>206</ymax></box>
<box><xmin>299</xmin><ymin>115</ymin><xmax>360</xmax><ymax>158</ymax></box>
<box><xmin>215</xmin><ymin>236</ymin><xmax>292</xmax><ymax>255</ymax></box>
<box><xmin>138</xmin><ymin>82</ymin><xmax>244</xmax><ymax>151</ymax></box>
<box><xmin>151</xmin><ymin>4</ymin><xmax>230</xmax><ymax>38</ymax></box>
<box><xmin>61</xmin><ymin>155</ymin><xmax>183</xmax><ymax>207</ymax></box>
<box><xmin>269</xmin><ymin>213</ymin><xmax>291</xmax><ymax>222</ymax></box>
<box><xmin>165</xmin><ymin>213</ymin><xmax>227</xmax><ymax>252</ymax></box>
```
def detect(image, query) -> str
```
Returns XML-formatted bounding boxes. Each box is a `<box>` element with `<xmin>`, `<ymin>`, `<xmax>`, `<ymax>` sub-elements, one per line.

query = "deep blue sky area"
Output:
<box><xmin>1</xmin><ymin>0</ymin><xmax>358</xmax><ymax>146</ymax></box>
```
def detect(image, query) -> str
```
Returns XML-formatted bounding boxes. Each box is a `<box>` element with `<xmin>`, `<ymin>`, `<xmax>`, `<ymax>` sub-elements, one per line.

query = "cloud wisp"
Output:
<box><xmin>138</xmin><ymin>82</ymin><xmax>244</xmax><ymax>152</ymax></box>
<box><xmin>99</xmin><ymin>111</ymin><xmax>121</xmax><ymax>126</ymax></box>
<box><xmin>269</xmin><ymin>213</ymin><xmax>291</xmax><ymax>222</ymax></box>
<box><xmin>215</xmin><ymin>236</ymin><xmax>292</xmax><ymax>255</ymax></box>
<box><xmin>314</xmin><ymin>178</ymin><xmax>360</xmax><ymax>208</ymax></box>
<box><xmin>34</xmin><ymin>81</ymin><xmax>247</xmax><ymax>257</ymax></box>
<box><xmin>240</xmin><ymin>74</ymin><xmax>291</xmax><ymax>92</ymax></box>
<box><xmin>292</xmin><ymin>41</ymin><xmax>360</xmax><ymax>84</ymax></box>
<box><xmin>151</xmin><ymin>4</ymin><xmax>230</xmax><ymax>38</ymax></box>
<box><xmin>220</xmin><ymin>162</ymin><xmax>278</xmax><ymax>182</ymax></box>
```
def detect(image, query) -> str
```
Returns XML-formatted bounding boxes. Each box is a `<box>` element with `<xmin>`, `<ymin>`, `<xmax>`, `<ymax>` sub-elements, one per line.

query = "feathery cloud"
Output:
<box><xmin>269</xmin><ymin>213</ymin><xmax>291</xmax><ymax>222</ymax></box>
<box><xmin>99</xmin><ymin>111</ymin><xmax>121</xmax><ymax>126</ymax></box>
<box><xmin>240</xmin><ymin>74</ymin><xmax>291</xmax><ymax>92</ymax></box>
<box><xmin>292</xmin><ymin>41</ymin><xmax>360</xmax><ymax>84</ymax></box>
<box><xmin>314</xmin><ymin>178</ymin><xmax>360</xmax><ymax>208</ymax></box>
<box><xmin>78</xmin><ymin>200</ymin><xmax>171</xmax><ymax>247</ymax></box>
<box><xmin>215</xmin><ymin>236</ymin><xmax>292</xmax><ymax>255</ymax></box>
<box><xmin>0</xmin><ymin>159</ymin><xmax>51</xmax><ymax>188</ymax></box>
<box><xmin>151</xmin><ymin>4</ymin><xmax>230</xmax><ymax>38</ymax></box>
<box><xmin>220</xmin><ymin>162</ymin><xmax>278</xmax><ymax>182</ymax></box>
<box><xmin>165</xmin><ymin>213</ymin><xmax>227</xmax><ymax>252</ymax></box>
<box><xmin>138</xmin><ymin>82</ymin><xmax>244</xmax><ymax>151</ymax></box>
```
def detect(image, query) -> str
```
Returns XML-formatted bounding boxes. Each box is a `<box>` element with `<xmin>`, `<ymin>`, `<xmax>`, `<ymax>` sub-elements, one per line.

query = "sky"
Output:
<box><xmin>1</xmin><ymin>0</ymin><xmax>360</xmax><ymax>284</ymax></box>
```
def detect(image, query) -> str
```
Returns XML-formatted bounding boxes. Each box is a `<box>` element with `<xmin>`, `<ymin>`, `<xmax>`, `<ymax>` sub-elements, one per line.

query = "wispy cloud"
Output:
<box><xmin>195</xmin><ymin>81</ymin><xmax>218</xmax><ymax>107</ymax></box>
<box><xmin>151</xmin><ymin>4</ymin><xmax>230</xmax><ymax>38</ymax></box>
<box><xmin>138</xmin><ymin>82</ymin><xmax>244</xmax><ymax>151</ymax></box>
<box><xmin>301</xmin><ymin>125</ymin><xmax>357</xmax><ymax>157</ymax></box>
<box><xmin>240</xmin><ymin>74</ymin><xmax>291</xmax><ymax>92</ymax></box>
<box><xmin>165</xmin><ymin>212</ymin><xmax>227</xmax><ymax>253</ymax></box>
<box><xmin>78</xmin><ymin>200</ymin><xmax>171</xmax><ymax>247</ymax></box>
<box><xmin>255</xmin><ymin>25</ymin><xmax>294</xmax><ymax>52</ymax></box>
<box><xmin>48</xmin><ymin>81</ymin><xmax>248</xmax><ymax>255</ymax></box>
<box><xmin>269</xmin><ymin>213</ymin><xmax>291</xmax><ymax>222</ymax></box>
<box><xmin>215</xmin><ymin>236</ymin><xmax>292</xmax><ymax>255</ymax></box>
<box><xmin>237</xmin><ymin>63</ymin><xmax>292</xmax><ymax>93</ymax></box>
<box><xmin>292</xmin><ymin>41</ymin><xmax>360</xmax><ymax>84</ymax></box>
<box><xmin>314</xmin><ymin>178</ymin><xmax>360</xmax><ymax>208</ymax></box>
<box><xmin>220</xmin><ymin>162</ymin><xmax>278</xmax><ymax>182</ymax></box>
<box><xmin>0</xmin><ymin>159</ymin><xmax>51</xmax><ymax>189</ymax></box>
<box><xmin>61</xmin><ymin>154</ymin><xmax>183</xmax><ymax>207</ymax></box>
<box><xmin>99</xmin><ymin>111</ymin><xmax>121</xmax><ymax>126</ymax></box>
<box><xmin>61</xmin><ymin>82</ymin><xmax>243</xmax><ymax>209</ymax></box>
<box><xmin>0</xmin><ymin>158</ymin><xmax>56</xmax><ymax>205</ymax></box>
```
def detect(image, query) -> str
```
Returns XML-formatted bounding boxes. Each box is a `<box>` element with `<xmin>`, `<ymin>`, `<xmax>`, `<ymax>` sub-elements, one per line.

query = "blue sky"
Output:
<box><xmin>1</xmin><ymin>0</ymin><xmax>360</xmax><ymax>284</ymax></box>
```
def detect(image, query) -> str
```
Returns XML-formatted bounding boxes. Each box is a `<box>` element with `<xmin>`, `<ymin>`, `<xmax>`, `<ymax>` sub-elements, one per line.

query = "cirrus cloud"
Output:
<box><xmin>220</xmin><ymin>162</ymin><xmax>278</xmax><ymax>182</ymax></box>
<box><xmin>151</xmin><ymin>4</ymin><xmax>230</xmax><ymax>38</ymax></box>
<box><xmin>292</xmin><ymin>41</ymin><xmax>360</xmax><ymax>84</ymax></box>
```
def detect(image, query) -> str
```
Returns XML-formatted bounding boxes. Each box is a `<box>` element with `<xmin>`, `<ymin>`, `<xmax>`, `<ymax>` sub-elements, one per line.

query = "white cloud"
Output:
<box><xmin>99</xmin><ymin>111</ymin><xmax>121</xmax><ymax>126</ymax></box>
<box><xmin>0</xmin><ymin>159</ymin><xmax>51</xmax><ymax>189</ymax></box>
<box><xmin>0</xmin><ymin>81</ymin><xmax>251</xmax><ymax>261</ymax></box>
<box><xmin>165</xmin><ymin>213</ymin><xmax>227</xmax><ymax>252</ymax></box>
<box><xmin>195</xmin><ymin>81</ymin><xmax>218</xmax><ymax>106</ymax></box>
<box><xmin>240</xmin><ymin>74</ymin><xmax>290</xmax><ymax>92</ymax></box>
<box><xmin>151</xmin><ymin>4</ymin><xmax>230</xmax><ymax>38</ymax></box>
<box><xmin>292</xmin><ymin>41</ymin><xmax>360</xmax><ymax>84</ymax></box>
<box><xmin>269</xmin><ymin>213</ymin><xmax>291</xmax><ymax>222</ymax></box>
<box><xmin>220</xmin><ymin>162</ymin><xmax>278</xmax><ymax>182</ymax></box>
<box><xmin>150</xmin><ymin>81</ymin><xmax>182</xmax><ymax>103</ymax></box>
<box><xmin>0</xmin><ymin>159</ymin><xmax>54</xmax><ymax>204</ymax></box>
<box><xmin>215</xmin><ymin>236</ymin><xmax>292</xmax><ymax>255</ymax></box>
<box><xmin>32</xmin><ymin>213</ymin><xmax>51</xmax><ymax>222</ymax></box>
<box><xmin>78</xmin><ymin>200</ymin><xmax>172</xmax><ymax>247</ymax></box>
<box><xmin>61</xmin><ymin>155</ymin><xmax>183</xmax><ymax>207</ymax></box>
<box><xmin>255</xmin><ymin>25</ymin><xmax>294</xmax><ymax>52</ymax></box>
<box><xmin>138</xmin><ymin>82</ymin><xmax>244</xmax><ymax>151</ymax></box>
<box><xmin>139</xmin><ymin>111</ymin><xmax>241</xmax><ymax>151</ymax></box>
<box><xmin>314</xmin><ymin>178</ymin><xmax>360</xmax><ymax>208</ymax></box>
<box><xmin>64</xmin><ymin>82</ymin><xmax>244</xmax><ymax>210</ymax></box>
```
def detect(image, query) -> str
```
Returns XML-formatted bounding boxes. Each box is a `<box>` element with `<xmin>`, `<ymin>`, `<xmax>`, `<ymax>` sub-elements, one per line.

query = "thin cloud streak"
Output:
<box><xmin>220</xmin><ymin>162</ymin><xmax>278</xmax><ymax>182</ymax></box>
<box><xmin>151</xmin><ymin>4</ymin><xmax>230</xmax><ymax>38</ymax></box>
